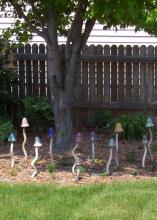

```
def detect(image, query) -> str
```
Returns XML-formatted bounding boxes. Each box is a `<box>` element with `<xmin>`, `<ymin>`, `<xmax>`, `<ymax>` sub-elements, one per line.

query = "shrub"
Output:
<box><xmin>0</xmin><ymin>38</ymin><xmax>19</xmax><ymax>115</ymax></box>
<box><xmin>90</xmin><ymin>110</ymin><xmax>112</xmax><ymax>128</ymax></box>
<box><xmin>0</xmin><ymin>117</ymin><xmax>14</xmax><ymax>144</ymax></box>
<box><xmin>21</xmin><ymin>96</ymin><xmax>54</xmax><ymax>131</ymax></box>
<box><xmin>112</xmin><ymin>112</ymin><xmax>146</xmax><ymax>140</ymax></box>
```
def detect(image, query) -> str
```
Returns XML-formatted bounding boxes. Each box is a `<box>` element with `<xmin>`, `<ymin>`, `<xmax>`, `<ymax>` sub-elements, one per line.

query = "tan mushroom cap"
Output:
<box><xmin>114</xmin><ymin>123</ymin><xmax>123</xmax><ymax>133</ymax></box>
<box><xmin>21</xmin><ymin>117</ymin><xmax>29</xmax><ymax>127</ymax></box>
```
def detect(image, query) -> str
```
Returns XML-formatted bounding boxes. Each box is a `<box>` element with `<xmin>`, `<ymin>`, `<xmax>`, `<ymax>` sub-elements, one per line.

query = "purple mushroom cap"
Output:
<box><xmin>75</xmin><ymin>132</ymin><xmax>82</xmax><ymax>143</ymax></box>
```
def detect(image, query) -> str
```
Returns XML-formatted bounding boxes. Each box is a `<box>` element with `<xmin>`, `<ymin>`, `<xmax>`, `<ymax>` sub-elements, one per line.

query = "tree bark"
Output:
<box><xmin>47</xmin><ymin>42</ymin><xmax>74</xmax><ymax>151</ymax></box>
<box><xmin>53</xmin><ymin>91</ymin><xmax>73</xmax><ymax>151</ymax></box>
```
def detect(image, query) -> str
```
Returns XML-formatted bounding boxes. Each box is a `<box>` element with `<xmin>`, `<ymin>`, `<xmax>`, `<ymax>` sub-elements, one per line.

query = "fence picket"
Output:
<box><xmin>96</xmin><ymin>45</ymin><xmax>103</xmax><ymax>102</ymax></box>
<box><xmin>88</xmin><ymin>45</ymin><xmax>96</xmax><ymax>102</ymax></box>
<box><xmin>39</xmin><ymin>44</ymin><xmax>46</xmax><ymax>97</ymax></box>
<box><xmin>111</xmin><ymin>45</ymin><xmax>117</xmax><ymax>101</ymax></box>
<box><xmin>25</xmin><ymin>44</ymin><xmax>32</xmax><ymax>96</ymax></box>
<box><xmin>118</xmin><ymin>45</ymin><xmax>125</xmax><ymax>102</ymax></box>
<box><xmin>126</xmin><ymin>45</ymin><xmax>132</xmax><ymax>101</ymax></box>
<box><xmin>104</xmin><ymin>45</ymin><xmax>110</xmax><ymax>103</ymax></box>
<box><xmin>32</xmin><ymin>44</ymin><xmax>39</xmax><ymax>96</ymax></box>
<box><xmin>147</xmin><ymin>46</ymin><xmax>154</xmax><ymax>103</ymax></box>
<box><xmin>140</xmin><ymin>46</ymin><xmax>147</xmax><ymax>103</ymax></box>
<box><xmin>18</xmin><ymin>44</ymin><xmax>25</xmax><ymax>98</ymax></box>
<box><xmin>133</xmin><ymin>45</ymin><xmax>140</xmax><ymax>102</ymax></box>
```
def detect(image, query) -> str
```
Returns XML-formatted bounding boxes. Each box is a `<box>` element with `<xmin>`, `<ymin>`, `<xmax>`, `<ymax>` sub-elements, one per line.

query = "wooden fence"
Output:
<box><xmin>11</xmin><ymin>44</ymin><xmax>157</xmax><ymax>125</ymax></box>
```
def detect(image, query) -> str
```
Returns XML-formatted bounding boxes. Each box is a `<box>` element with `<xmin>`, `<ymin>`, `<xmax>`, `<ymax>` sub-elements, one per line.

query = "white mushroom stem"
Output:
<box><xmin>148</xmin><ymin>128</ymin><xmax>153</xmax><ymax>162</ymax></box>
<box><xmin>31</xmin><ymin>147</ymin><xmax>39</xmax><ymax>178</ymax></box>
<box><xmin>91</xmin><ymin>141</ymin><xmax>95</xmax><ymax>162</ymax></box>
<box><xmin>142</xmin><ymin>144</ymin><xmax>147</xmax><ymax>168</ymax></box>
<box><xmin>106</xmin><ymin>148</ymin><xmax>113</xmax><ymax>175</ymax></box>
<box><xmin>49</xmin><ymin>137</ymin><xmax>53</xmax><ymax>163</ymax></box>
<box><xmin>72</xmin><ymin>143</ymin><xmax>78</xmax><ymax>175</ymax></box>
<box><xmin>115</xmin><ymin>133</ymin><xmax>119</xmax><ymax>166</ymax></box>
<box><xmin>22</xmin><ymin>127</ymin><xmax>28</xmax><ymax>160</ymax></box>
<box><xmin>10</xmin><ymin>142</ymin><xmax>15</xmax><ymax>168</ymax></box>
<box><xmin>72</xmin><ymin>157</ymin><xmax>81</xmax><ymax>182</ymax></box>
<box><xmin>72</xmin><ymin>143</ymin><xmax>79</xmax><ymax>161</ymax></box>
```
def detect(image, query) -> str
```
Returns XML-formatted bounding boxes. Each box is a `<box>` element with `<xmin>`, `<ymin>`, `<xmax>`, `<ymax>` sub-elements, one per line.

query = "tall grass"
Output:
<box><xmin>0</xmin><ymin>180</ymin><xmax>157</xmax><ymax>220</ymax></box>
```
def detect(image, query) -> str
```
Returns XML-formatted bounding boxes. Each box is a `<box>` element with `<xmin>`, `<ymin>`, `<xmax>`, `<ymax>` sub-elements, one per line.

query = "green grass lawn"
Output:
<box><xmin>0</xmin><ymin>180</ymin><xmax>157</xmax><ymax>220</ymax></box>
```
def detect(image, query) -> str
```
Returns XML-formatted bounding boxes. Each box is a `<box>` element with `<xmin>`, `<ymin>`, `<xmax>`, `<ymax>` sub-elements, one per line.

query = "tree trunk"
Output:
<box><xmin>47</xmin><ymin>43</ymin><xmax>74</xmax><ymax>151</ymax></box>
<box><xmin>53</xmin><ymin>92</ymin><xmax>73</xmax><ymax>151</ymax></box>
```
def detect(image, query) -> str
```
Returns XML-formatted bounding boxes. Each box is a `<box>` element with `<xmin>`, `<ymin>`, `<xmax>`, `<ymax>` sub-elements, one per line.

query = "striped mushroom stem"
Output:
<box><xmin>115</xmin><ymin>133</ymin><xmax>119</xmax><ymax>167</ymax></box>
<box><xmin>10</xmin><ymin>142</ymin><xmax>15</xmax><ymax>168</ymax></box>
<box><xmin>31</xmin><ymin>147</ymin><xmax>39</xmax><ymax>178</ymax></box>
<box><xmin>22</xmin><ymin>128</ymin><xmax>28</xmax><ymax>160</ymax></box>
<box><xmin>49</xmin><ymin>137</ymin><xmax>53</xmax><ymax>163</ymax></box>
<box><xmin>106</xmin><ymin>148</ymin><xmax>113</xmax><ymax>175</ymax></box>
<box><xmin>142</xmin><ymin>136</ymin><xmax>148</xmax><ymax>168</ymax></box>
<box><xmin>148</xmin><ymin>128</ymin><xmax>153</xmax><ymax>162</ymax></box>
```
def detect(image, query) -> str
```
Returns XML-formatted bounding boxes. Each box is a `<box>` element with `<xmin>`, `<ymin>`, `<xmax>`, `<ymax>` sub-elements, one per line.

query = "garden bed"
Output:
<box><xmin>1</xmin><ymin>133</ymin><xmax>157</xmax><ymax>185</ymax></box>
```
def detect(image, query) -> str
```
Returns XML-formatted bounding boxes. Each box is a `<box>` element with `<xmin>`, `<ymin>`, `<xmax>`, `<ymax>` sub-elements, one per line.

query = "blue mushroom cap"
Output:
<box><xmin>47</xmin><ymin>127</ymin><xmax>55</xmax><ymax>137</ymax></box>
<box><xmin>108</xmin><ymin>137</ymin><xmax>116</xmax><ymax>148</ymax></box>
<box><xmin>145</xmin><ymin>117</ymin><xmax>154</xmax><ymax>128</ymax></box>
<box><xmin>8</xmin><ymin>133</ymin><xmax>16</xmax><ymax>142</ymax></box>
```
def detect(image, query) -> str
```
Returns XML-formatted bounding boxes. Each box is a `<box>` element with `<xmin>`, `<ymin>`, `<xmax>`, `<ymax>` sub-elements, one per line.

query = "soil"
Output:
<box><xmin>1</xmin><ymin>132</ymin><xmax>157</xmax><ymax>185</ymax></box>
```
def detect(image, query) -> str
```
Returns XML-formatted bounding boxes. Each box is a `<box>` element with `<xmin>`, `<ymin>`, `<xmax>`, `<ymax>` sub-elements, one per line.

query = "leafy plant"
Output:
<box><xmin>112</xmin><ymin>113</ymin><xmax>146</xmax><ymax>140</ymax></box>
<box><xmin>0</xmin><ymin>38</ymin><xmax>19</xmax><ymax>115</ymax></box>
<box><xmin>79</xmin><ymin>166</ymin><xmax>87</xmax><ymax>174</ymax></box>
<box><xmin>0</xmin><ymin>117</ymin><xmax>14</xmax><ymax>144</ymax></box>
<box><xmin>10</xmin><ymin>165</ymin><xmax>21</xmax><ymax>176</ymax></box>
<box><xmin>148</xmin><ymin>162</ymin><xmax>157</xmax><ymax>172</ymax></box>
<box><xmin>90</xmin><ymin>110</ymin><xmax>112</xmax><ymax>128</ymax></box>
<box><xmin>21</xmin><ymin>96</ymin><xmax>54</xmax><ymax>131</ymax></box>
<box><xmin>47</xmin><ymin>163</ymin><xmax>56</xmax><ymax>174</ymax></box>
<box><xmin>60</xmin><ymin>156</ymin><xmax>73</xmax><ymax>166</ymax></box>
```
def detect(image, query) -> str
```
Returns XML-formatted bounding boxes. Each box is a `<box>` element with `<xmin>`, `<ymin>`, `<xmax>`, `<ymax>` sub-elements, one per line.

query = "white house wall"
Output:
<box><xmin>0</xmin><ymin>15</ymin><xmax>157</xmax><ymax>46</ymax></box>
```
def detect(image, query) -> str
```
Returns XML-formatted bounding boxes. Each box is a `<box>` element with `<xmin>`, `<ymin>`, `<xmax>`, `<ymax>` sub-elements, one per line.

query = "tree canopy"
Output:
<box><xmin>1</xmin><ymin>0</ymin><xmax>157</xmax><ymax>150</ymax></box>
<box><xmin>1</xmin><ymin>0</ymin><xmax>157</xmax><ymax>44</ymax></box>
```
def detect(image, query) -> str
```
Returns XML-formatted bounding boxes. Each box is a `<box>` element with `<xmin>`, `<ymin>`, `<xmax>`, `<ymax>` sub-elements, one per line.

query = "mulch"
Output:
<box><xmin>0</xmin><ymin>133</ymin><xmax>157</xmax><ymax>185</ymax></box>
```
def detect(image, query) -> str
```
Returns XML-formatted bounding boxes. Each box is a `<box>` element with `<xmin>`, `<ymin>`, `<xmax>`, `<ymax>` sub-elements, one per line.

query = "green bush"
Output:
<box><xmin>91</xmin><ymin>110</ymin><xmax>112</xmax><ymax>128</ymax></box>
<box><xmin>0</xmin><ymin>118</ymin><xmax>14</xmax><ymax>144</ymax></box>
<box><xmin>22</xmin><ymin>96</ymin><xmax>54</xmax><ymax>130</ymax></box>
<box><xmin>0</xmin><ymin>38</ymin><xmax>19</xmax><ymax>115</ymax></box>
<box><xmin>112</xmin><ymin>112</ymin><xmax>146</xmax><ymax>140</ymax></box>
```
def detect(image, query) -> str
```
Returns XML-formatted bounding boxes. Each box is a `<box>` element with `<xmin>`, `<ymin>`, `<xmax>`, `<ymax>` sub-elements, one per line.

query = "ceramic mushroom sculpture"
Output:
<box><xmin>114</xmin><ymin>123</ymin><xmax>123</xmax><ymax>167</ymax></box>
<box><xmin>21</xmin><ymin>117</ymin><xmax>29</xmax><ymax>160</ymax></box>
<box><xmin>48</xmin><ymin>127</ymin><xmax>55</xmax><ymax>164</ymax></box>
<box><xmin>142</xmin><ymin>135</ymin><xmax>149</xmax><ymax>168</ymax></box>
<box><xmin>31</xmin><ymin>136</ymin><xmax>42</xmax><ymax>177</ymax></box>
<box><xmin>72</xmin><ymin>132</ymin><xmax>82</xmax><ymax>182</ymax></box>
<box><xmin>145</xmin><ymin>116</ymin><xmax>154</xmax><ymax>162</ymax></box>
<box><xmin>8</xmin><ymin>133</ymin><xmax>16</xmax><ymax>168</ymax></box>
<box><xmin>90</xmin><ymin>131</ymin><xmax>96</xmax><ymax>163</ymax></box>
<box><xmin>106</xmin><ymin>137</ymin><xmax>116</xmax><ymax>175</ymax></box>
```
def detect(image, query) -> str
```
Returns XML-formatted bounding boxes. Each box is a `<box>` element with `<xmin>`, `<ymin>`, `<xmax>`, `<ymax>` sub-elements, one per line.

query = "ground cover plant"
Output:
<box><xmin>0</xmin><ymin>181</ymin><xmax>157</xmax><ymax>220</ymax></box>
<box><xmin>112</xmin><ymin>113</ymin><xmax>147</xmax><ymax>140</ymax></box>
<box><xmin>21</xmin><ymin>96</ymin><xmax>54</xmax><ymax>131</ymax></box>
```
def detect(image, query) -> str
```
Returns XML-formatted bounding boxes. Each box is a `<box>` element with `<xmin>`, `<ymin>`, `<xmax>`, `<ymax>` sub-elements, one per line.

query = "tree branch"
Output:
<box><xmin>9</xmin><ymin>1</ymin><xmax>47</xmax><ymax>40</ymax></box>
<box><xmin>80</xmin><ymin>18</ymin><xmax>96</xmax><ymax>50</ymax></box>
